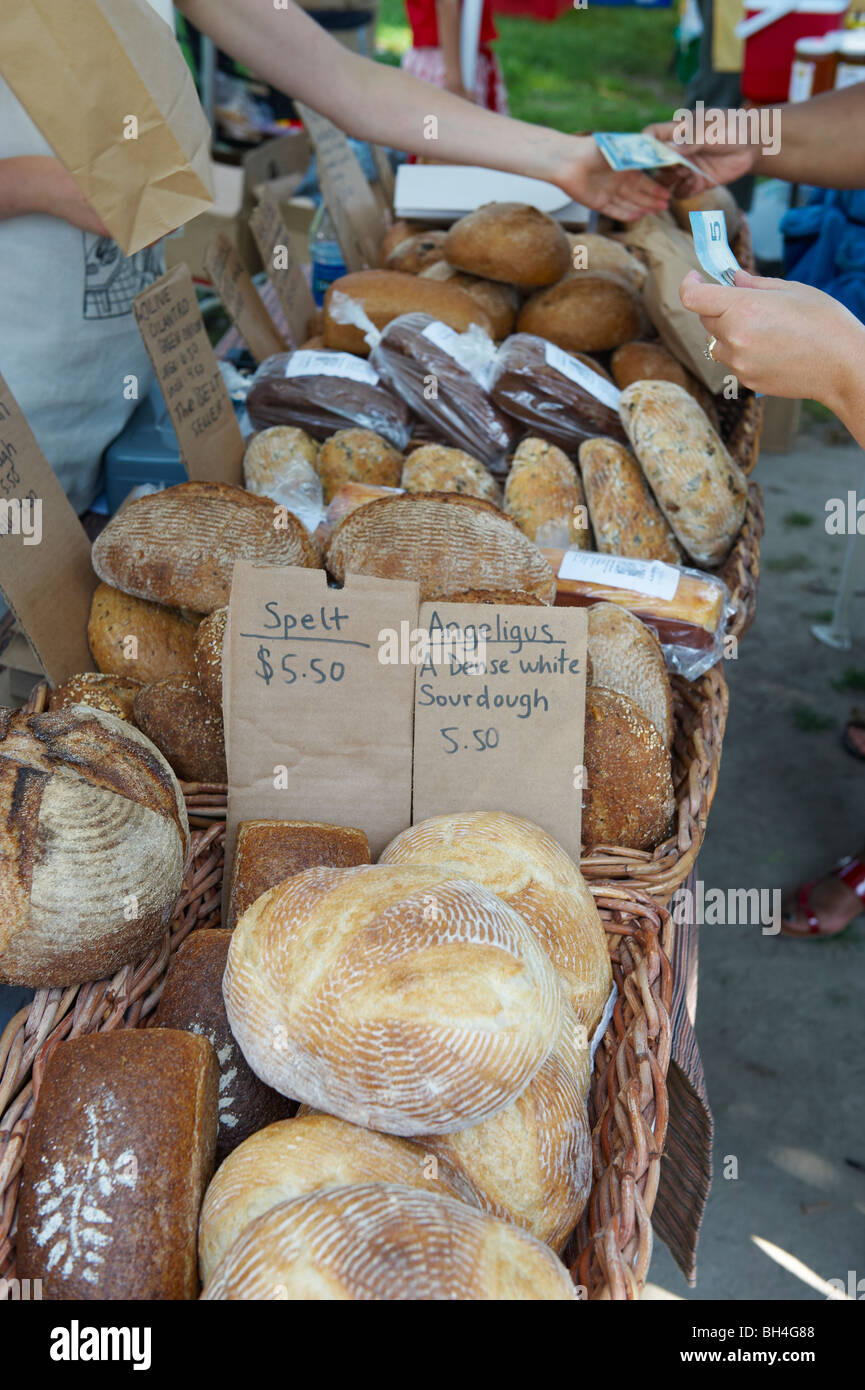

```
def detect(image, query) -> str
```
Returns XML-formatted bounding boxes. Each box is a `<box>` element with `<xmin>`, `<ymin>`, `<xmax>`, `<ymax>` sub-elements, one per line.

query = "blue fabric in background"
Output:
<box><xmin>781</xmin><ymin>189</ymin><xmax>865</xmax><ymax>325</ymax></box>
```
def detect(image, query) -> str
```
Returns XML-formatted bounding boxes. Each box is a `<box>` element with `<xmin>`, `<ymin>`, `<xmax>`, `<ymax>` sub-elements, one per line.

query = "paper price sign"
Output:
<box><xmin>411</xmin><ymin>602</ymin><xmax>588</xmax><ymax>856</ymax></box>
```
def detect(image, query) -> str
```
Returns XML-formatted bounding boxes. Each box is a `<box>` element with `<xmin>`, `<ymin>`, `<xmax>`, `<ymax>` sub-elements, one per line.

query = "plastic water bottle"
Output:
<box><xmin>309</xmin><ymin>203</ymin><xmax>346</xmax><ymax>307</ymax></box>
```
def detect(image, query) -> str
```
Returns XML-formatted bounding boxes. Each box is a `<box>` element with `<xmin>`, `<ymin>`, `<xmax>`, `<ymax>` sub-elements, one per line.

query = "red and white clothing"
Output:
<box><xmin>401</xmin><ymin>0</ymin><xmax>509</xmax><ymax>114</ymax></box>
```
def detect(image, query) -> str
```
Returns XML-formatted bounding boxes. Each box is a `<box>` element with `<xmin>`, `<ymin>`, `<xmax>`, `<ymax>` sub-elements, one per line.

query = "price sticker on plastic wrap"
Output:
<box><xmin>558</xmin><ymin>550</ymin><xmax>680</xmax><ymax>602</ymax></box>
<box><xmin>544</xmin><ymin>342</ymin><xmax>622</xmax><ymax>412</ymax></box>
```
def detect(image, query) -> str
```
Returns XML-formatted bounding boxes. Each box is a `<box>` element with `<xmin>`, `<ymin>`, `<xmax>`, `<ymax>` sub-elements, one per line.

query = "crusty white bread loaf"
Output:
<box><xmin>17</xmin><ymin>1030</ymin><xmax>218</xmax><ymax>1299</ymax></box>
<box><xmin>201</xmin><ymin>1182</ymin><xmax>577</xmax><ymax>1300</ymax></box>
<box><xmin>153</xmin><ymin>930</ymin><xmax>294</xmax><ymax>1164</ymax></box>
<box><xmin>583</xmin><ymin>687</ymin><xmax>675</xmax><ymax>851</ymax></box>
<box><xmin>618</xmin><ymin>381</ymin><xmax>747</xmax><ymax>566</ymax></box>
<box><xmin>88</xmin><ymin>581</ymin><xmax>199</xmax><ymax>684</ymax></box>
<box><xmin>226</xmin><ymin>819</ymin><xmax>371</xmax><ymax>930</ymax></box>
<box><xmin>0</xmin><ymin>705</ymin><xmax>188</xmax><ymax>986</ymax></box>
<box><xmin>379</xmin><ymin>810</ymin><xmax>611</xmax><ymax>1031</ymax></box>
<box><xmin>91</xmin><ymin>481</ymin><xmax>320</xmax><ymax>613</ymax></box>
<box><xmin>587</xmin><ymin>604</ymin><xmax>674</xmax><ymax>746</ymax></box>
<box><xmin>49</xmin><ymin>670</ymin><xmax>143</xmax><ymax>721</ymax></box>
<box><xmin>198</xmin><ymin>1113</ymin><xmax>476</xmax><ymax>1283</ymax></box>
<box><xmin>444</xmin><ymin>203</ymin><xmax>571</xmax><ymax>288</ymax></box>
<box><xmin>223</xmin><ymin>863</ymin><xmax>562</xmax><ymax>1135</ymax></box>
<box><xmin>325</xmin><ymin>492</ymin><xmax>556</xmax><ymax>604</ymax></box>
<box><xmin>421</xmin><ymin>1003</ymin><xmax>591</xmax><ymax>1251</ymax></box>
<box><xmin>579</xmin><ymin>436</ymin><xmax>684</xmax><ymax>564</ymax></box>
<box><xmin>324</xmin><ymin>270</ymin><xmax>494</xmax><ymax>356</ymax></box>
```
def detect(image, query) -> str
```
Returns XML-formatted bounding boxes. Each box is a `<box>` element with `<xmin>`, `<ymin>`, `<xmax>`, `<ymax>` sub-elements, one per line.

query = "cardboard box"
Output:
<box><xmin>164</xmin><ymin>159</ymin><xmax>244</xmax><ymax>280</ymax></box>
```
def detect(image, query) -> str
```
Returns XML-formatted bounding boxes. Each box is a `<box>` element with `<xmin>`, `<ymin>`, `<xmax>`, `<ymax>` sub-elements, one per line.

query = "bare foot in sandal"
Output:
<box><xmin>781</xmin><ymin>854</ymin><xmax>865</xmax><ymax>938</ymax></box>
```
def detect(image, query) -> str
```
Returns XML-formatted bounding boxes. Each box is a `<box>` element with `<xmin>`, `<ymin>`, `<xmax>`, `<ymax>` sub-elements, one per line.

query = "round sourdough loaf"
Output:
<box><xmin>88</xmin><ymin>581</ymin><xmax>199</xmax><ymax>684</ymax></box>
<box><xmin>198</xmin><ymin>1113</ymin><xmax>477</xmax><ymax>1283</ymax></box>
<box><xmin>586</xmin><ymin>604</ymin><xmax>674</xmax><ymax>746</ymax></box>
<box><xmin>517</xmin><ymin>271</ymin><xmax>643</xmax><ymax>354</ymax></box>
<box><xmin>380</xmin><ymin>810</ymin><xmax>611</xmax><ymax>1031</ymax></box>
<box><xmin>444</xmin><ymin>203</ymin><xmax>571</xmax><ymax>287</ymax></box>
<box><xmin>421</xmin><ymin>1002</ymin><xmax>591</xmax><ymax>1252</ymax></box>
<box><xmin>0</xmin><ymin>705</ymin><xmax>188</xmax><ymax>986</ymax></box>
<box><xmin>91</xmin><ymin>481</ymin><xmax>321</xmax><ymax>613</ymax></box>
<box><xmin>566</xmin><ymin>232</ymin><xmax>648</xmax><ymax>291</ymax></box>
<box><xmin>223</xmin><ymin>863</ymin><xmax>562</xmax><ymax>1135</ymax></box>
<box><xmin>201</xmin><ymin>1182</ymin><xmax>578</xmax><ymax>1300</ymax></box>
<box><xmin>133</xmin><ymin>676</ymin><xmax>226</xmax><ymax>782</ymax></box>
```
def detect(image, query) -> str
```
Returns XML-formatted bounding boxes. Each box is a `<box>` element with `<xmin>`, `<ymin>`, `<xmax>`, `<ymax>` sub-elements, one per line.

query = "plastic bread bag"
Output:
<box><xmin>370</xmin><ymin>312</ymin><xmax>518</xmax><ymax>472</ymax></box>
<box><xmin>243</xmin><ymin>427</ymin><xmax>325</xmax><ymax>535</ymax></box>
<box><xmin>490</xmin><ymin>333</ymin><xmax>628</xmax><ymax>454</ymax></box>
<box><xmin>541</xmin><ymin>548</ymin><xmax>736</xmax><ymax>680</ymax></box>
<box><xmin>245</xmin><ymin>347</ymin><xmax>412</xmax><ymax>449</ymax></box>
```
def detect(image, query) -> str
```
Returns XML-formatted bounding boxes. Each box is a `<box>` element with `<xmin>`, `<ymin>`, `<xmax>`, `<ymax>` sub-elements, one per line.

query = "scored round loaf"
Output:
<box><xmin>578</xmin><ymin>436</ymin><xmax>684</xmax><ymax>564</ymax></box>
<box><xmin>323</xmin><ymin>270</ymin><xmax>494</xmax><ymax>356</ymax></box>
<box><xmin>194</xmin><ymin>606</ymin><xmax>227</xmax><ymax>709</ymax></box>
<box><xmin>325</xmin><ymin>492</ymin><xmax>557</xmax><ymax>605</ymax></box>
<box><xmin>582</xmin><ymin>687</ymin><xmax>675</xmax><ymax>851</ymax></box>
<box><xmin>223</xmin><ymin>862</ymin><xmax>562</xmax><ymax>1135</ymax></box>
<box><xmin>316</xmin><ymin>427</ymin><xmax>404</xmax><ymax>503</ymax></box>
<box><xmin>517</xmin><ymin>271</ymin><xmax>644</xmax><ymax>354</ymax></box>
<box><xmin>87</xmin><ymin>581</ymin><xmax>199</xmax><ymax>684</ymax></box>
<box><xmin>201</xmin><ymin>1183</ymin><xmax>578</xmax><ymax>1300</ymax></box>
<box><xmin>133</xmin><ymin>676</ymin><xmax>226</xmax><ymax>783</ymax></box>
<box><xmin>444</xmin><ymin>203</ymin><xmax>571</xmax><ymax>287</ymax></box>
<box><xmin>587</xmin><ymin>604</ymin><xmax>674</xmax><ymax>746</ymax></box>
<box><xmin>49</xmin><ymin>670</ymin><xmax>143</xmax><ymax>722</ymax></box>
<box><xmin>198</xmin><ymin>1113</ymin><xmax>477</xmax><ymax>1284</ymax></box>
<box><xmin>380</xmin><ymin>810</ymin><xmax>611</xmax><ymax>1031</ymax></box>
<box><xmin>422</xmin><ymin>1002</ymin><xmax>591</xmax><ymax>1252</ymax></box>
<box><xmin>504</xmin><ymin>437</ymin><xmax>591</xmax><ymax>549</ymax></box>
<box><xmin>17</xmin><ymin>1029</ymin><xmax>218</xmax><ymax>1300</ymax></box>
<box><xmin>618</xmin><ymin>380</ymin><xmax>747</xmax><ymax>567</ymax></box>
<box><xmin>91</xmin><ymin>481</ymin><xmax>320</xmax><ymax>613</ymax></box>
<box><xmin>401</xmin><ymin>444</ymin><xmax>500</xmax><ymax>504</ymax></box>
<box><xmin>0</xmin><ymin>705</ymin><xmax>188</xmax><ymax>987</ymax></box>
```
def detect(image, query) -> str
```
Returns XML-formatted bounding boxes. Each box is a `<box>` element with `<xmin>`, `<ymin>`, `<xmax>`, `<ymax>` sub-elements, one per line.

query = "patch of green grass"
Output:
<box><xmin>802</xmin><ymin>399</ymin><xmax>835</xmax><ymax>424</ymax></box>
<box><xmin>808</xmin><ymin>610</ymin><xmax>834</xmax><ymax>624</ymax></box>
<box><xmin>830</xmin><ymin>668</ymin><xmax>865</xmax><ymax>693</ymax></box>
<box><xmin>765</xmin><ymin>553</ymin><xmax>813</xmax><ymax>573</ymax></box>
<box><xmin>792</xmin><ymin>705</ymin><xmax>834</xmax><ymax>732</ymax></box>
<box><xmin>783</xmin><ymin>510</ymin><xmax>814</xmax><ymax>528</ymax></box>
<box><xmin>374</xmin><ymin>0</ymin><xmax>682</xmax><ymax>131</ymax></box>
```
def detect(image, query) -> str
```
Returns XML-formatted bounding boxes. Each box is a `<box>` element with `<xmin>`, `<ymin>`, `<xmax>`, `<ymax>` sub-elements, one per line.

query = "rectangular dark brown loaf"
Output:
<box><xmin>17</xmin><ymin>1029</ymin><xmax>218</xmax><ymax>1299</ymax></box>
<box><xmin>227</xmin><ymin>819</ymin><xmax>371</xmax><ymax>929</ymax></box>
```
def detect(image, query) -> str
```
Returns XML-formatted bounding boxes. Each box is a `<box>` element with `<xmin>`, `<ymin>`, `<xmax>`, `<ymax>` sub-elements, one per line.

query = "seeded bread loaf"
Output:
<box><xmin>88</xmin><ymin>581</ymin><xmax>199</xmax><ymax>684</ymax></box>
<box><xmin>504</xmin><ymin>437</ymin><xmax>590</xmax><ymax>549</ymax></box>
<box><xmin>402</xmin><ymin>444</ymin><xmax>500</xmax><ymax>504</ymax></box>
<box><xmin>0</xmin><ymin>705</ymin><xmax>188</xmax><ymax>986</ymax></box>
<box><xmin>153</xmin><ymin>930</ymin><xmax>294</xmax><ymax>1164</ymax></box>
<box><xmin>316</xmin><ymin>427</ymin><xmax>404</xmax><ymax>503</ymax></box>
<box><xmin>226</xmin><ymin>818</ymin><xmax>371</xmax><ymax>930</ymax></box>
<box><xmin>582</xmin><ymin>687</ymin><xmax>675</xmax><ymax>850</ymax></box>
<box><xmin>194</xmin><ymin>607</ymin><xmax>227</xmax><ymax>709</ymax></box>
<box><xmin>618</xmin><ymin>381</ymin><xmax>747</xmax><ymax>566</ymax></box>
<box><xmin>586</xmin><ymin>603</ymin><xmax>674</xmax><ymax>746</ymax></box>
<box><xmin>17</xmin><ymin>1029</ymin><xmax>218</xmax><ymax>1299</ymax></box>
<box><xmin>133</xmin><ymin>676</ymin><xmax>226</xmax><ymax>783</ymax></box>
<box><xmin>444</xmin><ymin>203</ymin><xmax>570</xmax><ymax>287</ymax></box>
<box><xmin>91</xmin><ymin>482</ymin><xmax>320</xmax><ymax>613</ymax></box>
<box><xmin>578</xmin><ymin>436</ymin><xmax>683</xmax><ymax>563</ymax></box>
<box><xmin>49</xmin><ymin>670</ymin><xmax>143</xmax><ymax>721</ymax></box>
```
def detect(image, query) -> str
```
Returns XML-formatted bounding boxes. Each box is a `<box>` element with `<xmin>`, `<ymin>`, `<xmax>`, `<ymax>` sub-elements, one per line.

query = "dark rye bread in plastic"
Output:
<box><xmin>491</xmin><ymin>334</ymin><xmax>628</xmax><ymax>453</ymax></box>
<box><xmin>153</xmin><ymin>930</ymin><xmax>295</xmax><ymax>1162</ymax></box>
<box><xmin>246</xmin><ymin>356</ymin><xmax>411</xmax><ymax>446</ymax></box>
<box><xmin>0</xmin><ymin>705</ymin><xmax>188</xmax><ymax>986</ymax></box>
<box><xmin>91</xmin><ymin>481</ymin><xmax>320</xmax><ymax>614</ymax></box>
<box><xmin>17</xmin><ymin>1030</ymin><xmax>218</xmax><ymax>1299</ymax></box>
<box><xmin>371</xmin><ymin>312</ymin><xmax>517</xmax><ymax>471</ymax></box>
<box><xmin>325</xmin><ymin>492</ymin><xmax>557</xmax><ymax>604</ymax></box>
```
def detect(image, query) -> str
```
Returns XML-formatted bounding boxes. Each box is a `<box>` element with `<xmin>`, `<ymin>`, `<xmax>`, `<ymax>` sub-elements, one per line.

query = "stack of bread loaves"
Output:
<box><xmin>191</xmin><ymin>810</ymin><xmax>611</xmax><ymax>1298</ymax></box>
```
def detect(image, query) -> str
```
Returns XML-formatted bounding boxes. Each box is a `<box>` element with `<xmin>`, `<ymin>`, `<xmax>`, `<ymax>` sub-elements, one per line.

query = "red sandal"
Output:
<box><xmin>781</xmin><ymin>855</ymin><xmax>865</xmax><ymax>938</ymax></box>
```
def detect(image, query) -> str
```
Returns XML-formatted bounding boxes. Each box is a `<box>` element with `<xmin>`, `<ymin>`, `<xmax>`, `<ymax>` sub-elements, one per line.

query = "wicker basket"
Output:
<box><xmin>0</xmin><ymin>822</ymin><xmax>672</xmax><ymax>1301</ymax></box>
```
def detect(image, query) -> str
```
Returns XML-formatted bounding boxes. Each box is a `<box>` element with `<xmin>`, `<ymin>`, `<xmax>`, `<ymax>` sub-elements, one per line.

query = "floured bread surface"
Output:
<box><xmin>223</xmin><ymin>863</ymin><xmax>561</xmax><ymax>1135</ymax></box>
<box><xmin>587</xmin><ymin>604</ymin><xmax>674</xmax><ymax>746</ymax></box>
<box><xmin>198</xmin><ymin>1113</ymin><xmax>477</xmax><ymax>1284</ymax></box>
<box><xmin>325</xmin><ymin>492</ymin><xmax>556</xmax><ymax>604</ymax></box>
<box><xmin>0</xmin><ymin>705</ymin><xmax>188</xmax><ymax>986</ymax></box>
<box><xmin>422</xmin><ymin>1001</ymin><xmax>591</xmax><ymax>1251</ymax></box>
<box><xmin>618</xmin><ymin>381</ymin><xmax>747</xmax><ymax>566</ymax></box>
<box><xmin>91</xmin><ymin>481</ymin><xmax>321</xmax><ymax>613</ymax></box>
<box><xmin>201</xmin><ymin>1182</ymin><xmax>577</xmax><ymax>1300</ymax></box>
<box><xmin>380</xmin><ymin>810</ymin><xmax>611</xmax><ymax>1031</ymax></box>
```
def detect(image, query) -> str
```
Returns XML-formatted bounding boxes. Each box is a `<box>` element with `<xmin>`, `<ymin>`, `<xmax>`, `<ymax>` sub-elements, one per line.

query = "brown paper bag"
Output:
<box><xmin>0</xmin><ymin>0</ymin><xmax>214</xmax><ymax>255</ymax></box>
<box><xmin>624</xmin><ymin>214</ymin><xmax>730</xmax><ymax>392</ymax></box>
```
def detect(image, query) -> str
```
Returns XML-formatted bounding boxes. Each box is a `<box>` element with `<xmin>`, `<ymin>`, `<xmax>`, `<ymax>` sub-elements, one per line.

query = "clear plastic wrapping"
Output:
<box><xmin>371</xmin><ymin>313</ymin><xmax>518</xmax><ymax>474</ymax></box>
<box><xmin>245</xmin><ymin>349</ymin><xmax>412</xmax><ymax>449</ymax></box>
<box><xmin>490</xmin><ymin>333</ymin><xmax>628</xmax><ymax>455</ymax></box>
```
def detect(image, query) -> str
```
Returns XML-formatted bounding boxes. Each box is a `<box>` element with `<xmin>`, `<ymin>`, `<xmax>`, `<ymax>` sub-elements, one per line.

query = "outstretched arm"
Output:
<box><xmin>176</xmin><ymin>0</ymin><xmax>668</xmax><ymax>219</ymax></box>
